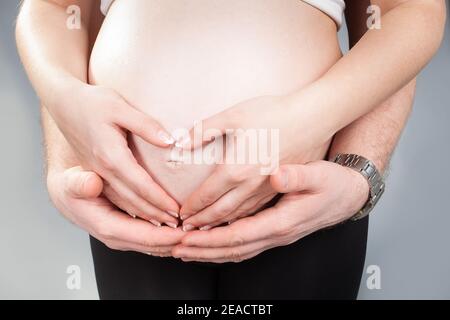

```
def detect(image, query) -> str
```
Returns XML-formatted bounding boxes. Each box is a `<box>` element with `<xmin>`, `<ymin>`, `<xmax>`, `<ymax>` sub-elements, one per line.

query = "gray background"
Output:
<box><xmin>0</xmin><ymin>1</ymin><xmax>449</xmax><ymax>300</ymax></box>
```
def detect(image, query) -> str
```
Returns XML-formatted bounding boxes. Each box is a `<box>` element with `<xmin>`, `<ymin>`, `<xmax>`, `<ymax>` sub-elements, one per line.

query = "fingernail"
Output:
<box><xmin>183</xmin><ymin>224</ymin><xmax>195</xmax><ymax>232</ymax></box>
<box><xmin>158</xmin><ymin>131</ymin><xmax>175</xmax><ymax>145</ymax></box>
<box><xmin>167</xmin><ymin>211</ymin><xmax>179</xmax><ymax>218</ymax></box>
<box><xmin>166</xmin><ymin>222</ymin><xmax>178</xmax><ymax>229</ymax></box>
<box><xmin>149</xmin><ymin>219</ymin><xmax>161</xmax><ymax>227</ymax></box>
<box><xmin>200</xmin><ymin>225</ymin><xmax>211</xmax><ymax>231</ymax></box>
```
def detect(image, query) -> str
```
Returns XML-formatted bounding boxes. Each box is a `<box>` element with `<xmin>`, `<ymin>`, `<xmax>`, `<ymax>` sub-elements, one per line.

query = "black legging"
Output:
<box><xmin>90</xmin><ymin>216</ymin><xmax>368</xmax><ymax>300</ymax></box>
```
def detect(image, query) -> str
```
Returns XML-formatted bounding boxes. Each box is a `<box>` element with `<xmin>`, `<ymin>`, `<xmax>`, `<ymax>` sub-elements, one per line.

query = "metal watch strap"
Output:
<box><xmin>333</xmin><ymin>154</ymin><xmax>385</xmax><ymax>221</ymax></box>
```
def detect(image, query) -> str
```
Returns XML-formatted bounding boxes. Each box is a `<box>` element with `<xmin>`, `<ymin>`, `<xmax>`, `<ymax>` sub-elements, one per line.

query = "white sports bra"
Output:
<box><xmin>100</xmin><ymin>0</ymin><xmax>345</xmax><ymax>29</ymax></box>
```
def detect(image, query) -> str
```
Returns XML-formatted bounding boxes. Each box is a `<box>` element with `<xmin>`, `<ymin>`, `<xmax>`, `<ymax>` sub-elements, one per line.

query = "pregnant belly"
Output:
<box><xmin>89</xmin><ymin>0</ymin><xmax>342</xmax><ymax>204</ymax></box>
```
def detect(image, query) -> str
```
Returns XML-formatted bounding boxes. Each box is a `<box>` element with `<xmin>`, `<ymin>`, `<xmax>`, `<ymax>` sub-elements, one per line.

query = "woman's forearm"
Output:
<box><xmin>328</xmin><ymin>79</ymin><xmax>416</xmax><ymax>173</ymax></box>
<box><xmin>16</xmin><ymin>0</ymin><xmax>93</xmax><ymax>115</ymax></box>
<box><xmin>289</xmin><ymin>0</ymin><xmax>445</xmax><ymax>142</ymax></box>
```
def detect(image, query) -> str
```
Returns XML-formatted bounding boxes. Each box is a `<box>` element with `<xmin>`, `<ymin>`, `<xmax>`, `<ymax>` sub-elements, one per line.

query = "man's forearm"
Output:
<box><xmin>41</xmin><ymin>105</ymin><xmax>78</xmax><ymax>174</ymax></box>
<box><xmin>328</xmin><ymin>79</ymin><xmax>416</xmax><ymax>173</ymax></box>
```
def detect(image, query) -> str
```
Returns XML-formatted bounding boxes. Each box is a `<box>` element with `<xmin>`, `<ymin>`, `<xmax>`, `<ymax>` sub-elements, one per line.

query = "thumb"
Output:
<box><xmin>63</xmin><ymin>167</ymin><xmax>104</xmax><ymax>199</ymax></box>
<box><xmin>115</xmin><ymin>104</ymin><xmax>175</xmax><ymax>148</ymax></box>
<box><xmin>185</xmin><ymin>110</ymin><xmax>235</xmax><ymax>150</ymax></box>
<box><xmin>270</xmin><ymin>162</ymin><xmax>326</xmax><ymax>193</ymax></box>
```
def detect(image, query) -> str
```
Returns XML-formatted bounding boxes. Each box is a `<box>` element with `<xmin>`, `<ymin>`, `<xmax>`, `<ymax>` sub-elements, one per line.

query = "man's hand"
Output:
<box><xmin>47</xmin><ymin>166</ymin><xmax>185</xmax><ymax>256</ymax></box>
<box><xmin>180</xmin><ymin>95</ymin><xmax>327</xmax><ymax>231</ymax></box>
<box><xmin>173</xmin><ymin>160</ymin><xmax>369</xmax><ymax>263</ymax></box>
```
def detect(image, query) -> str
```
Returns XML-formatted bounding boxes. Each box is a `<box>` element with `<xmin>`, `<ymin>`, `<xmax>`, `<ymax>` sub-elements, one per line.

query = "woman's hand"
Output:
<box><xmin>181</xmin><ymin>162</ymin><xmax>278</xmax><ymax>231</ymax></box>
<box><xmin>173</xmin><ymin>160</ymin><xmax>369</xmax><ymax>263</ymax></box>
<box><xmin>51</xmin><ymin>83</ymin><xmax>180</xmax><ymax>227</ymax></box>
<box><xmin>17</xmin><ymin>0</ymin><xmax>179</xmax><ymax>224</ymax></box>
<box><xmin>180</xmin><ymin>94</ymin><xmax>330</xmax><ymax>230</ymax></box>
<box><xmin>47</xmin><ymin>166</ymin><xmax>185</xmax><ymax>256</ymax></box>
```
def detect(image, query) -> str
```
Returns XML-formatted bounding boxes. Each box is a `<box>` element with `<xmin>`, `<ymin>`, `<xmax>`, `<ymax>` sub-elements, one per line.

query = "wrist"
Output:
<box><xmin>332</xmin><ymin>153</ymin><xmax>385</xmax><ymax>220</ymax></box>
<box><xmin>46</xmin><ymin>150</ymin><xmax>79</xmax><ymax>178</ymax></box>
<box><xmin>43</xmin><ymin>121</ymin><xmax>80</xmax><ymax>179</ymax></box>
<box><xmin>285</xmin><ymin>82</ymin><xmax>340</xmax><ymax>147</ymax></box>
<box><xmin>328</xmin><ymin>143</ymin><xmax>386</xmax><ymax>175</ymax></box>
<box><xmin>46</xmin><ymin>74</ymin><xmax>89</xmax><ymax>119</ymax></box>
<box><xmin>345</xmin><ymin>166</ymin><xmax>371</xmax><ymax>215</ymax></box>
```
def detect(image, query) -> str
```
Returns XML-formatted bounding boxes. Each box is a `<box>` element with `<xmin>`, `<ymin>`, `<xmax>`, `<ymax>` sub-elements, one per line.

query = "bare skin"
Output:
<box><xmin>89</xmin><ymin>0</ymin><xmax>340</xmax><ymax>205</ymax></box>
<box><xmin>17</xmin><ymin>0</ymin><xmax>445</xmax><ymax>228</ymax></box>
<box><xmin>16</xmin><ymin>0</ymin><xmax>444</xmax><ymax>260</ymax></box>
<box><xmin>16</xmin><ymin>0</ymin><xmax>181</xmax><ymax>227</ymax></box>
<box><xmin>179</xmin><ymin>0</ymin><xmax>446</xmax><ymax>230</ymax></box>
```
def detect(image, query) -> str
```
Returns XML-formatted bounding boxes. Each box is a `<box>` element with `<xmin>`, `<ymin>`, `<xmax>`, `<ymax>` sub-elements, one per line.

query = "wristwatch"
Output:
<box><xmin>332</xmin><ymin>154</ymin><xmax>385</xmax><ymax>221</ymax></box>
